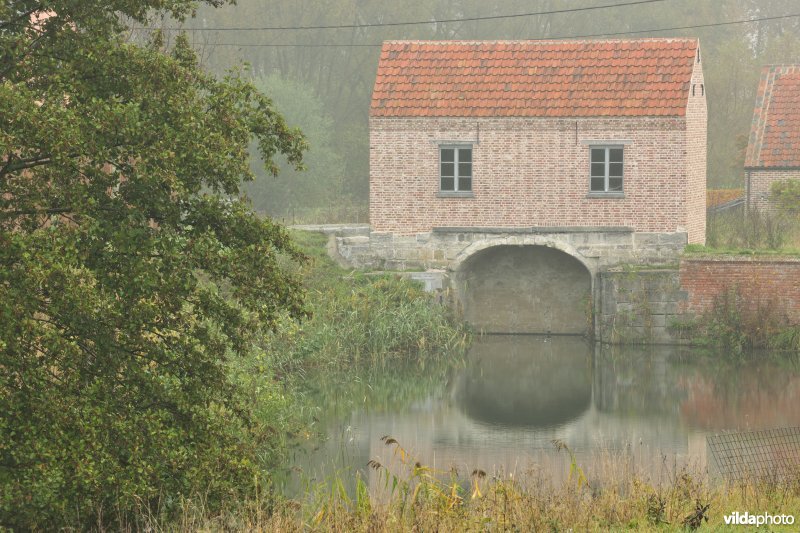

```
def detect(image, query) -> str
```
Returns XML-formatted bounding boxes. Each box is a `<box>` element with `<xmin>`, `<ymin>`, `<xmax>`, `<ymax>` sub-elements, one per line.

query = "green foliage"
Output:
<box><xmin>689</xmin><ymin>286</ymin><xmax>799</xmax><ymax>357</ymax></box>
<box><xmin>770</xmin><ymin>326</ymin><xmax>800</xmax><ymax>352</ymax></box>
<box><xmin>697</xmin><ymin>288</ymin><xmax>755</xmax><ymax>356</ymax></box>
<box><xmin>771</xmin><ymin>179</ymin><xmax>800</xmax><ymax>217</ymax></box>
<box><xmin>1</xmin><ymin>1</ymin><xmax>309</xmax><ymax>528</ymax></box>
<box><xmin>704</xmin><ymin>206</ymin><xmax>798</xmax><ymax>252</ymax></box>
<box><xmin>243</xmin><ymin>74</ymin><xmax>349</xmax><ymax>219</ymax></box>
<box><xmin>269</xmin><ymin>231</ymin><xmax>471</xmax><ymax>373</ymax></box>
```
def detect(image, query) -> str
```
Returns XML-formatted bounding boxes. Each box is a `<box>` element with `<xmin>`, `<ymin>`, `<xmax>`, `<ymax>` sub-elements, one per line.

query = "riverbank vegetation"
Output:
<box><xmin>136</xmin><ymin>437</ymin><xmax>800</xmax><ymax>532</ymax></box>
<box><xmin>682</xmin><ymin>205</ymin><xmax>800</xmax><ymax>355</ymax></box>
<box><xmin>701</xmin><ymin>207</ymin><xmax>800</xmax><ymax>254</ymax></box>
<box><xmin>681</xmin><ymin>287</ymin><xmax>800</xmax><ymax>356</ymax></box>
<box><xmin>0</xmin><ymin>0</ymin><xmax>469</xmax><ymax>526</ymax></box>
<box><xmin>1</xmin><ymin>0</ymin><xmax>312</xmax><ymax>527</ymax></box>
<box><xmin>268</xmin><ymin>231</ymin><xmax>470</xmax><ymax>373</ymax></box>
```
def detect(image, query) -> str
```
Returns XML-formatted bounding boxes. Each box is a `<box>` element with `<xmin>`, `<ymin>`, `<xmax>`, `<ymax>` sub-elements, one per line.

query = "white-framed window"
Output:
<box><xmin>440</xmin><ymin>145</ymin><xmax>472</xmax><ymax>192</ymax></box>
<box><xmin>590</xmin><ymin>146</ymin><xmax>623</xmax><ymax>193</ymax></box>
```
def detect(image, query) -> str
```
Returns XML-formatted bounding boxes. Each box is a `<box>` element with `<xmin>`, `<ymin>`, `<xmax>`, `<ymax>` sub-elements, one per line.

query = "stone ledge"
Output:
<box><xmin>432</xmin><ymin>226</ymin><xmax>635</xmax><ymax>234</ymax></box>
<box><xmin>290</xmin><ymin>224</ymin><xmax>370</xmax><ymax>236</ymax></box>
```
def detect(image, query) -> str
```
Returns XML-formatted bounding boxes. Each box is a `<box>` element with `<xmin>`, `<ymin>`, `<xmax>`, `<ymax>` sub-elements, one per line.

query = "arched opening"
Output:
<box><xmin>454</xmin><ymin>245</ymin><xmax>592</xmax><ymax>334</ymax></box>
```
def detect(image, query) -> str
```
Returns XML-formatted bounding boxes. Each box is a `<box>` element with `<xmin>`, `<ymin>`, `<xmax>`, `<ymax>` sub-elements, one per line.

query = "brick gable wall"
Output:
<box><xmin>685</xmin><ymin>58</ymin><xmax>707</xmax><ymax>244</ymax></box>
<box><xmin>370</xmin><ymin>116</ymin><xmax>695</xmax><ymax>236</ymax></box>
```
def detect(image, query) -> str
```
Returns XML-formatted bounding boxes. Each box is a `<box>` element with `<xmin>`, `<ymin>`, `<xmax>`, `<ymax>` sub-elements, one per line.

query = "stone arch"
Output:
<box><xmin>451</xmin><ymin>238</ymin><xmax>594</xmax><ymax>335</ymax></box>
<box><xmin>450</xmin><ymin>235</ymin><xmax>597</xmax><ymax>276</ymax></box>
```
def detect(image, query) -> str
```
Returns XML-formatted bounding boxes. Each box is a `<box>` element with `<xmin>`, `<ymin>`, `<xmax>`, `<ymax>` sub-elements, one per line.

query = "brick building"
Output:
<box><xmin>369</xmin><ymin>39</ymin><xmax>707</xmax><ymax>244</ymax></box>
<box><xmin>744</xmin><ymin>65</ymin><xmax>800</xmax><ymax>211</ymax></box>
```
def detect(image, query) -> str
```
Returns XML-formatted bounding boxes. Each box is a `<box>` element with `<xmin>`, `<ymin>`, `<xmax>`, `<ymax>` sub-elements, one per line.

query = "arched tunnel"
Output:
<box><xmin>453</xmin><ymin>245</ymin><xmax>593</xmax><ymax>335</ymax></box>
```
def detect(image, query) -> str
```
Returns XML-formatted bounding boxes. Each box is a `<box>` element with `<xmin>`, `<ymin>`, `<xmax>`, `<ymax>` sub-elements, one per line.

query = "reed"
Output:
<box><xmin>265</xmin><ymin>230</ymin><xmax>471</xmax><ymax>374</ymax></box>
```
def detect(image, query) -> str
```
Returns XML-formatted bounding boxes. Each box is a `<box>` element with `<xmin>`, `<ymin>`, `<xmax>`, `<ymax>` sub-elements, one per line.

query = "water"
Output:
<box><xmin>289</xmin><ymin>335</ymin><xmax>800</xmax><ymax>493</ymax></box>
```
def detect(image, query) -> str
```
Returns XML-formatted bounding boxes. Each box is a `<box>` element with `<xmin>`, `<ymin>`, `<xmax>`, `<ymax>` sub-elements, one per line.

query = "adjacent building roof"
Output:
<box><xmin>370</xmin><ymin>39</ymin><xmax>700</xmax><ymax>118</ymax></box>
<box><xmin>745</xmin><ymin>65</ymin><xmax>800</xmax><ymax>168</ymax></box>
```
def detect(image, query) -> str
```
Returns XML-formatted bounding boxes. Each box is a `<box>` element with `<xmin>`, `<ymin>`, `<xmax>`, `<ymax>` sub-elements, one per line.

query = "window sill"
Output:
<box><xmin>437</xmin><ymin>191</ymin><xmax>474</xmax><ymax>198</ymax></box>
<box><xmin>586</xmin><ymin>192</ymin><xmax>625</xmax><ymax>199</ymax></box>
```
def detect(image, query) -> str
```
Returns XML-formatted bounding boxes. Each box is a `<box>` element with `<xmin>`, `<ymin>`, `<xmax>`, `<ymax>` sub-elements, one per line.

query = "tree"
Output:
<box><xmin>0</xmin><ymin>1</ymin><xmax>307</xmax><ymax>528</ymax></box>
<box><xmin>244</xmin><ymin>73</ymin><xmax>345</xmax><ymax>218</ymax></box>
<box><xmin>771</xmin><ymin>179</ymin><xmax>800</xmax><ymax>217</ymax></box>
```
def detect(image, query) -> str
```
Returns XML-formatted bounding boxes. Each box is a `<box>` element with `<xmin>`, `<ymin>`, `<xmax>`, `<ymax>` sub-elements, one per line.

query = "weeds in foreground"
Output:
<box><xmin>132</xmin><ymin>436</ymin><xmax>800</xmax><ymax>532</ymax></box>
<box><xmin>705</xmin><ymin>206</ymin><xmax>799</xmax><ymax>252</ymax></box>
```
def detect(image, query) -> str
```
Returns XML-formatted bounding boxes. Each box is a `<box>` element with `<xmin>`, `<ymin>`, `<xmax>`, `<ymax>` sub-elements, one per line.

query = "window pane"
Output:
<box><xmin>458</xmin><ymin>148</ymin><xmax>472</xmax><ymax>163</ymax></box>
<box><xmin>609</xmin><ymin>162</ymin><xmax>623</xmax><ymax>177</ymax></box>
<box><xmin>441</xmin><ymin>148</ymin><xmax>454</xmax><ymax>163</ymax></box>
<box><xmin>441</xmin><ymin>177</ymin><xmax>455</xmax><ymax>191</ymax></box>
<box><xmin>610</xmin><ymin>148</ymin><xmax>623</xmax><ymax>163</ymax></box>
<box><xmin>609</xmin><ymin>177</ymin><xmax>623</xmax><ymax>191</ymax></box>
<box><xmin>590</xmin><ymin>177</ymin><xmax>606</xmax><ymax>192</ymax></box>
<box><xmin>591</xmin><ymin>148</ymin><xmax>606</xmax><ymax>163</ymax></box>
<box><xmin>441</xmin><ymin>162</ymin><xmax>454</xmax><ymax>177</ymax></box>
<box><xmin>458</xmin><ymin>162</ymin><xmax>472</xmax><ymax>178</ymax></box>
<box><xmin>591</xmin><ymin>163</ymin><xmax>605</xmax><ymax>177</ymax></box>
<box><xmin>458</xmin><ymin>177</ymin><xmax>472</xmax><ymax>191</ymax></box>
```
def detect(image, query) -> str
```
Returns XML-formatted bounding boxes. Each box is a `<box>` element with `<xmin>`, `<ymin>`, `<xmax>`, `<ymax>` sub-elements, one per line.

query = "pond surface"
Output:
<box><xmin>289</xmin><ymin>335</ymin><xmax>800</xmax><ymax>493</ymax></box>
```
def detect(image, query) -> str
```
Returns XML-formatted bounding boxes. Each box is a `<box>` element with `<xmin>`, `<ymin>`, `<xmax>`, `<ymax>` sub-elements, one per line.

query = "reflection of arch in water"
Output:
<box><xmin>452</xmin><ymin>243</ymin><xmax>593</xmax><ymax>334</ymax></box>
<box><xmin>456</xmin><ymin>335</ymin><xmax>593</xmax><ymax>428</ymax></box>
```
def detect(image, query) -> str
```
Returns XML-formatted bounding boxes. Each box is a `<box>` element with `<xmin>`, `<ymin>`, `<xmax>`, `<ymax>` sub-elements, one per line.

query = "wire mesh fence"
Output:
<box><xmin>708</xmin><ymin>427</ymin><xmax>800</xmax><ymax>483</ymax></box>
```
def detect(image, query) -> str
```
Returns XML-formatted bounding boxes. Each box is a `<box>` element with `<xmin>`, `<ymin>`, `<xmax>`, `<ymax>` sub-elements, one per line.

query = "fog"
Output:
<box><xmin>145</xmin><ymin>0</ymin><xmax>800</xmax><ymax>219</ymax></box>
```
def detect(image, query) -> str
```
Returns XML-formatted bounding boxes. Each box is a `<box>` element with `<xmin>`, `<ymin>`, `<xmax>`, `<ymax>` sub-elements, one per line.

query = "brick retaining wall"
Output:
<box><xmin>680</xmin><ymin>256</ymin><xmax>800</xmax><ymax>324</ymax></box>
<box><xmin>598</xmin><ymin>256</ymin><xmax>800</xmax><ymax>344</ymax></box>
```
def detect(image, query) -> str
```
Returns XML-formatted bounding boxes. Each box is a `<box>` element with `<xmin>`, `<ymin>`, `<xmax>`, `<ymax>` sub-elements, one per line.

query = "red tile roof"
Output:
<box><xmin>370</xmin><ymin>39</ymin><xmax>699</xmax><ymax>118</ymax></box>
<box><xmin>745</xmin><ymin>65</ymin><xmax>800</xmax><ymax>168</ymax></box>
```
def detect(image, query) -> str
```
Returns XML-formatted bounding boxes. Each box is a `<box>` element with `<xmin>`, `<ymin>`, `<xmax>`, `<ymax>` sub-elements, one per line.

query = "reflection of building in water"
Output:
<box><xmin>593</xmin><ymin>345</ymin><xmax>688</xmax><ymax>417</ymax></box>
<box><xmin>457</xmin><ymin>334</ymin><xmax>591</xmax><ymax>427</ymax></box>
<box><xmin>296</xmin><ymin>336</ymin><xmax>800</xmax><ymax>496</ymax></box>
<box><xmin>357</xmin><ymin>336</ymin><xmax>704</xmax><ymax>492</ymax></box>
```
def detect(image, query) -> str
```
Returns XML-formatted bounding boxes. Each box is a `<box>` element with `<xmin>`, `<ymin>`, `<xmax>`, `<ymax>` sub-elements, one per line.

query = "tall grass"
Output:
<box><xmin>705</xmin><ymin>206</ymin><xmax>800</xmax><ymax>252</ymax></box>
<box><xmin>267</xmin><ymin>230</ymin><xmax>471</xmax><ymax>373</ymax></box>
<box><xmin>137</xmin><ymin>436</ymin><xmax>800</xmax><ymax>532</ymax></box>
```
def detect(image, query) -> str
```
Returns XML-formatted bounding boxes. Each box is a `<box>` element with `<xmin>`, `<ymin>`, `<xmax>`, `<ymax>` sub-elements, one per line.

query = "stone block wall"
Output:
<box><xmin>299</xmin><ymin>227</ymin><xmax>800</xmax><ymax>345</ymax></box>
<box><xmin>596</xmin><ymin>269</ymin><xmax>687</xmax><ymax>344</ymax></box>
<box><xmin>597</xmin><ymin>256</ymin><xmax>800</xmax><ymax>344</ymax></box>
<box><xmin>335</xmin><ymin>227</ymin><xmax>687</xmax><ymax>272</ymax></box>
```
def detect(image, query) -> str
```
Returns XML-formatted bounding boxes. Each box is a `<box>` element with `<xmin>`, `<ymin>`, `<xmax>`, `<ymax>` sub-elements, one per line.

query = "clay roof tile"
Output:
<box><xmin>745</xmin><ymin>65</ymin><xmax>800</xmax><ymax>168</ymax></box>
<box><xmin>371</xmin><ymin>38</ymin><xmax>699</xmax><ymax>118</ymax></box>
